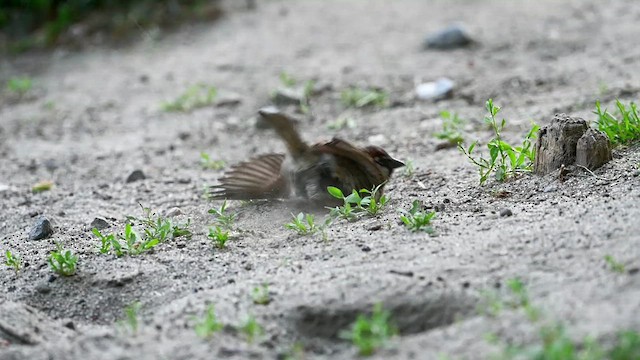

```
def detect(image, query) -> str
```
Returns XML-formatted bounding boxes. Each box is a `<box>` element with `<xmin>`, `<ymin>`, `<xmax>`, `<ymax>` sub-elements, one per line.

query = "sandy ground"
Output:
<box><xmin>1</xmin><ymin>0</ymin><xmax>640</xmax><ymax>359</ymax></box>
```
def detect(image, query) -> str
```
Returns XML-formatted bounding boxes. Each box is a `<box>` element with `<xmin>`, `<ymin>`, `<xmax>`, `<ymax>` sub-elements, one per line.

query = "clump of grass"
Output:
<box><xmin>194</xmin><ymin>305</ymin><xmax>223</xmax><ymax>339</ymax></box>
<box><xmin>208</xmin><ymin>226</ymin><xmax>229</xmax><ymax>249</ymax></box>
<box><xmin>604</xmin><ymin>255</ymin><xmax>625</xmax><ymax>273</ymax></box>
<box><xmin>459</xmin><ymin>99</ymin><xmax>538</xmax><ymax>185</ymax></box>
<box><xmin>610</xmin><ymin>330</ymin><xmax>640</xmax><ymax>360</ymax></box>
<box><xmin>4</xmin><ymin>250</ymin><xmax>22</xmax><ymax>274</ymax></box>
<box><xmin>93</xmin><ymin>206</ymin><xmax>191</xmax><ymax>256</ymax></box>
<box><xmin>31</xmin><ymin>180</ymin><xmax>53</xmax><ymax>193</ymax></box>
<box><xmin>120</xmin><ymin>302</ymin><xmax>142</xmax><ymax>334</ymax></box>
<box><xmin>6</xmin><ymin>77</ymin><xmax>32</xmax><ymax>96</ymax></box>
<box><xmin>399</xmin><ymin>200</ymin><xmax>436</xmax><ymax>233</ymax></box>
<box><xmin>276</xmin><ymin>71</ymin><xmax>315</xmax><ymax>113</ymax></box>
<box><xmin>327</xmin><ymin>116</ymin><xmax>357</xmax><ymax>130</ymax></box>
<box><xmin>48</xmin><ymin>243</ymin><xmax>78</xmax><ymax>276</ymax></box>
<box><xmin>285</xmin><ymin>212</ymin><xmax>318</xmax><ymax>235</ymax></box>
<box><xmin>341</xmin><ymin>87</ymin><xmax>388</xmax><ymax>108</ymax></box>
<box><xmin>594</xmin><ymin>99</ymin><xmax>640</xmax><ymax>146</ymax></box>
<box><xmin>340</xmin><ymin>303</ymin><xmax>397</xmax><ymax>356</ymax></box>
<box><xmin>403</xmin><ymin>159</ymin><xmax>415</xmax><ymax>178</ymax></box>
<box><xmin>161</xmin><ymin>83</ymin><xmax>217</xmax><ymax>112</ymax></box>
<box><xmin>252</xmin><ymin>283</ymin><xmax>271</xmax><ymax>305</ymax></box>
<box><xmin>240</xmin><ymin>315</ymin><xmax>263</xmax><ymax>343</ymax></box>
<box><xmin>435</xmin><ymin>110</ymin><xmax>465</xmax><ymax>145</ymax></box>
<box><xmin>208</xmin><ymin>200</ymin><xmax>236</xmax><ymax>229</ymax></box>
<box><xmin>327</xmin><ymin>184</ymin><xmax>388</xmax><ymax>221</ymax></box>
<box><xmin>200</xmin><ymin>152</ymin><xmax>225</xmax><ymax>170</ymax></box>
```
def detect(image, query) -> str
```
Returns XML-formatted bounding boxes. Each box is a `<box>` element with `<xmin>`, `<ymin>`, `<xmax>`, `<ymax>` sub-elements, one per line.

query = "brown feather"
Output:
<box><xmin>209</xmin><ymin>154</ymin><xmax>289</xmax><ymax>200</ymax></box>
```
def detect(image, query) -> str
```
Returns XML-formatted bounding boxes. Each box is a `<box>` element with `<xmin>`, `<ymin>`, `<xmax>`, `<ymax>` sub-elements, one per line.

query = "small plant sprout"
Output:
<box><xmin>208</xmin><ymin>226</ymin><xmax>229</xmax><ymax>249</ymax></box>
<box><xmin>240</xmin><ymin>315</ymin><xmax>263</xmax><ymax>344</ymax></box>
<box><xmin>279</xmin><ymin>71</ymin><xmax>297</xmax><ymax>87</ymax></box>
<box><xmin>400</xmin><ymin>200</ymin><xmax>436</xmax><ymax>233</ymax></box>
<box><xmin>31</xmin><ymin>180</ymin><xmax>53</xmax><ymax>193</ymax></box>
<box><xmin>277</xmin><ymin>72</ymin><xmax>315</xmax><ymax>113</ymax></box>
<box><xmin>48</xmin><ymin>243</ymin><xmax>78</xmax><ymax>276</ymax></box>
<box><xmin>594</xmin><ymin>99</ymin><xmax>640</xmax><ymax>146</ymax></box>
<box><xmin>327</xmin><ymin>184</ymin><xmax>389</xmax><ymax>221</ymax></box>
<box><xmin>252</xmin><ymin>284</ymin><xmax>271</xmax><ymax>305</ymax></box>
<box><xmin>403</xmin><ymin>159</ymin><xmax>415</xmax><ymax>178</ymax></box>
<box><xmin>327</xmin><ymin>116</ymin><xmax>357</xmax><ymax>130</ymax></box>
<box><xmin>459</xmin><ymin>99</ymin><xmax>539</xmax><ymax>185</ymax></box>
<box><xmin>161</xmin><ymin>83</ymin><xmax>217</xmax><ymax>112</ymax></box>
<box><xmin>6</xmin><ymin>77</ymin><xmax>32</xmax><ymax>96</ymax></box>
<box><xmin>121</xmin><ymin>301</ymin><xmax>142</xmax><ymax>333</ymax></box>
<box><xmin>208</xmin><ymin>200</ymin><xmax>237</xmax><ymax>229</ymax></box>
<box><xmin>604</xmin><ymin>255</ymin><xmax>625</xmax><ymax>273</ymax></box>
<box><xmin>435</xmin><ymin>110</ymin><xmax>465</xmax><ymax>145</ymax></box>
<box><xmin>285</xmin><ymin>212</ymin><xmax>318</xmax><ymax>235</ymax></box>
<box><xmin>340</xmin><ymin>303</ymin><xmax>397</xmax><ymax>356</ymax></box>
<box><xmin>93</xmin><ymin>228</ymin><xmax>115</xmax><ymax>254</ymax></box>
<box><xmin>194</xmin><ymin>305</ymin><xmax>223</xmax><ymax>338</ymax></box>
<box><xmin>341</xmin><ymin>87</ymin><xmax>389</xmax><ymax>108</ymax></box>
<box><xmin>4</xmin><ymin>250</ymin><xmax>22</xmax><ymax>274</ymax></box>
<box><xmin>200</xmin><ymin>152</ymin><xmax>225</xmax><ymax>170</ymax></box>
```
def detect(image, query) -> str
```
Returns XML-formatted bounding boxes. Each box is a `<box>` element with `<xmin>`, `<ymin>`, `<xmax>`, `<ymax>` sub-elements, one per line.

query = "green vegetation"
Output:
<box><xmin>200</xmin><ymin>152</ymin><xmax>225</xmax><ymax>170</ymax></box>
<box><xmin>459</xmin><ymin>99</ymin><xmax>538</xmax><ymax>185</ymax></box>
<box><xmin>48</xmin><ymin>243</ymin><xmax>78</xmax><ymax>276</ymax></box>
<box><xmin>194</xmin><ymin>305</ymin><xmax>223</xmax><ymax>338</ymax></box>
<box><xmin>208</xmin><ymin>226</ymin><xmax>229</xmax><ymax>249</ymax></box>
<box><xmin>285</xmin><ymin>212</ymin><xmax>318</xmax><ymax>235</ymax></box>
<box><xmin>403</xmin><ymin>159</ymin><xmax>415</xmax><ymax>178</ymax></box>
<box><xmin>604</xmin><ymin>255</ymin><xmax>625</xmax><ymax>273</ymax></box>
<box><xmin>327</xmin><ymin>116</ymin><xmax>357</xmax><ymax>130</ymax></box>
<box><xmin>341</xmin><ymin>87</ymin><xmax>389</xmax><ymax>108</ymax></box>
<box><xmin>252</xmin><ymin>284</ymin><xmax>271</xmax><ymax>305</ymax></box>
<box><xmin>240</xmin><ymin>315</ymin><xmax>263</xmax><ymax>343</ymax></box>
<box><xmin>6</xmin><ymin>77</ymin><xmax>32</xmax><ymax>95</ymax></box>
<box><xmin>435</xmin><ymin>110</ymin><xmax>465</xmax><ymax>145</ymax></box>
<box><xmin>399</xmin><ymin>200</ymin><xmax>436</xmax><ymax>233</ymax></box>
<box><xmin>162</xmin><ymin>83</ymin><xmax>217</xmax><ymax>112</ymax></box>
<box><xmin>208</xmin><ymin>200</ymin><xmax>236</xmax><ymax>229</ymax></box>
<box><xmin>340</xmin><ymin>303</ymin><xmax>397</xmax><ymax>356</ymax></box>
<box><xmin>4</xmin><ymin>250</ymin><xmax>22</xmax><ymax>274</ymax></box>
<box><xmin>327</xmin><ymin>184</ymin><xmax>388</xmax><ymax>221</ymax></box>
<box><xmin>93</xmin><ymin>207</ymin><xmax>191</xmax><ymax>256</ymax></box>
<box><xmin>121</xmin><ymin>301</ymin><xmax>142</xmax><ymax>333</ymax></box>
<box><xmin>594</xmin><ymin>100</ymin><xmax>640</xmax><ymax>146</ymax></box>
<box><xmin>276</xmin><ymin>71</ymin><xmax>315</xmax><ymax>113</ymax></box>
<box><xmin>31</xmin><ymin>180</ymin><xmax>53</xmax><ymax>193</ymax></box>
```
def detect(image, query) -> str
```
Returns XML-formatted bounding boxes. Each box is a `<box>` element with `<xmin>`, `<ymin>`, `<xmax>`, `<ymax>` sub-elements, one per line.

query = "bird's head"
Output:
<box><xmin>363</xmin><ymin>146</ymin><xmax>405</xmax><ymax>176</ymax></box>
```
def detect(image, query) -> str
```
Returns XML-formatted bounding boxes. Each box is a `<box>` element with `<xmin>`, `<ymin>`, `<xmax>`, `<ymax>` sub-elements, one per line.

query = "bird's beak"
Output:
<box><xmin>381</xmin><ymin>157</ymin><xmax>405</xmax><ymax>169</ymax></box>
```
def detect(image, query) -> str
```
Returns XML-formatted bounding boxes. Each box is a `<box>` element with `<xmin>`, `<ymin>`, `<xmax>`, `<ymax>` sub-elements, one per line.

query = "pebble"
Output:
<box><xmin>90</xmin><ymin>217</ymin><xmax>110</xmax><ymax>230</ymax></box>
<box><xmin>216</xmin><ymin>92</ymin><xmax>242</xmax><ymax>107</ymax></box>
<box><xmin>126</xmin><ymin>169</ymin><xmax>146</xmax><ymax>183</ymax></box>
<box><xmin>165</xmin><ymin>207</ymin><xmax>183</xmax><ymax>217</ymax></box>
<box><xmin>35</xmin><ymin>282</ymin><xmax>52</xmax><ymax>294</ymax></box>
<box><xmin>415</xmin><ymin>78</ymin><xmax>455</xmax><ymax>101</ymax></box>
<box><xmin>28</xmin><ymin>216</ymin><xmax>54</xmax><ymax>240</ymax></box>
<box><xmin>361</xmin><ymin>245</ymin><xmax>371</xmax><ymax>252</ymax></box>
<box><xmin>272</xmin><ymin>87</ymin><xmax>305</xmax><ymax>106</ymax></box>
<box><xmin>424</xmin><ymin>25</ymin><xmax>473</xmax><ymax>49</ymax></box>
<box><xmin>543</xmin><ymin>184</ymin><xmax>557</xmax><ymax>193</ymax></box>
<box><xmin>367</xmin><ymin>222</ymin><xmax>383</xmax><ymax>231</ymax></box>
<box><xmin>499</xmin><ymin>208</ymin><xmax>513</xmax><ymax>217</ymax></box>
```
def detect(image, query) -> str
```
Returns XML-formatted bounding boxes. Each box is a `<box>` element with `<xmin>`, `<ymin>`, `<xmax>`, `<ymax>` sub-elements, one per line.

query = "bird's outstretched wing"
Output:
<box><xmin>209</xmin><ymin>154</ymin><xmax>290</xmax><ymax>200</ymax></box>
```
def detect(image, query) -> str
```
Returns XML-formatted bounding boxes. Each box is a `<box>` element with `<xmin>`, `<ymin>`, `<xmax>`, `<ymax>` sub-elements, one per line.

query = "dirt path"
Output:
<box><xmin>1</xmin><ymin>0</ymin><xmax>639</xmax><ymax>359</ymax></box>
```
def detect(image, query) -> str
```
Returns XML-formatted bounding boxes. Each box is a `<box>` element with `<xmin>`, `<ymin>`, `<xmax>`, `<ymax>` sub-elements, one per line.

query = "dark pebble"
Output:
<box><xmin>500</xmin><ymin>208</ymin><xmax>513</xmax><ymax>217</ymax></box>
<box><xmin>361</xmin><ymin>245</ymin><xmax>371</xmax><ymax>252</ymax></box>
<box><xmin>28</xmin><ymin>217</ymin><xmax>54</xmax><ymax>240</ymax></box>
<box><xmin>126</xmin><ymin>169</ymin><xmax>146</xmax><ymax>183</ymax></box>
<box><xmin>425</xmin><ymin>25</ymin><xmax>473</xmax><ymax>50</ymax></box>
<box><xmin>35</xmin><ymin>282</ymin><xmax>51</xmax><ymax>294</ymax></box>
<box><xmin>64</xmin><ymin>321</ymin><xmax>76</xmax><ymax>330</ymax></box>
<box><xmin>90</xmin><ymin>217</ymin><xmax>110</xmax><ymax>230</ymax></box>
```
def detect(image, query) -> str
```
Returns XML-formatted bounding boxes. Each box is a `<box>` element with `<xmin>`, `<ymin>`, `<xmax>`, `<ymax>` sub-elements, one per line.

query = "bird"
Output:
<box><xmin>209</xmin><ymin>107</ymin><xmax>404</xmax><ymax>202</ymax></box>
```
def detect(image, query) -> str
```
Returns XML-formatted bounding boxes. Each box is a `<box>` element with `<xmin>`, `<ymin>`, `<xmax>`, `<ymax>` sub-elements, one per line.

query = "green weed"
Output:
<box><xmin>194</xmin><ymin>305</ymin><xmax>223</xmax><ymax>338</ymax></box>
<box><xmin>327</xmin><ymin>184</ymin><xmax>388</xmax><ymax>221</ymax></box>
<box><xmin>4</xmin><ymin>250</ymin><xmax>22</xmax><ymax>274</ymax></box>
<box><xmin>285</xmin><ymin>212</ymin><xmax>318</xmax><ymax>235</ymax></box>
<box><xmin>399</xmin><ymin>200</ymin><xmax>436</xmax><ymax>233</ymax></box>
<box><xmin>240</xmin><ymin>315</ymin><xmax>263</xmax><ymax>344</ymax></box>
<box><xmin>6</xmin><ymin>77</ymin><xmax>32</xmax><ymax>95</ymax></box>
<box><xmin>208</xmin><ymin>200</ymin><xmax>236</xmax><ymax>229</ymax></box>
<box><xmin>459</xmin><ymin>99</ymin><xmax>538</xmax><ymax>185</ymax></box>
<box><xmin>435</xmin><ymin>110</ymin><xmax>465</xmax><ymax>145</ymax></box>
<box><xmin>48</xmin><ymin>243</ymin><xmax>78</xmax><ymax>276</ymax></box>
<box><xmin>161</xmin><ymin>83</ymin><xmax>217</xmax><ymax>112</ymax></box>
<box><xmin>610</xmin><ymin>330</ymin><xmax>640</xmax><ymax>360</ymax></box>
<box><xmin>594</xmin><ymin>99</ymin><xmax>640</xmax><ymax>146</ymax></box>
<box><xmin>31</xmin><ymin>180</ymin><xmax>53</xmax><ymax>193</ymax></box>
<box><xmin>200</xmin><ymin>152</ymin><xmax>225</xmax><ymax>170</ymax></box>
<box><xmin>327</xmin><ymin>116</ymin><xmax>357</xmax><ymax>130</ymax></box>
<box><xmin>208</xmin><ymin>225</ymin><xmax>229</xmax><ymax>249</ymax></box>
<box><xmin>341</xmin><ymin>87</ymin><xmax>388</xmax><ymax>108</ymax></box>
<box><xmin>121</xmin><ymin>301</ymin><xmax>142</xmax><ymax>333</ymax></box>
<box><xmin>277</xmin><ymin>71</ymin><xmax>315</xmax><ymax>113</ymax></box>
<box><xmin>340</xmin><ymin>303</ymin><xmax>397</xmax><ymax>356</ymax></box>
<box><xmin>604</xmin><ymin>255</ymin><xmax>625</xmax><ymax>273</ymax></box>
<box><xmin>252</xmin><ymin>284</ymin><xmax>271</xmax><ymax>305</ymax></box>
<box><xmin>403</xmin><ymin>159</ymin><xmax>415</xmax><ymax>178</ymax></box>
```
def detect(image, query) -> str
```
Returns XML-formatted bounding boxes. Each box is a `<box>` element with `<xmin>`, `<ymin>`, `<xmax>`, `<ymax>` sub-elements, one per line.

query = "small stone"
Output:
<box><xmin>126</xmin><ymin>169</ymin><xmax>146</xmax><ymax>183</ymax></box>
<box><xmin>361</xmin><ymin>245</ymin><xmax>371</xmax><ymax>252</ymax></box>
<box><xmin>499</xmin><ymin>208</ymin><xmax>513</xmax><ymax>217</ymax></box>
<box><xmin>35</xmin><ymin>282</ymin><xmax>51</xmax><ymax>294</ymax></box>
<box><xmin>272</xmin><ymin>87</ymin><xmax>305</xmax><ymax>106</ymax></box>
<box><xmin>90</xmin><ymin>217</ymin><xmax>110</xmax><ymax>230</ymax></box>
<box><xmin>29</xmin><ymin>216</ymin><xmax>54</xmax><ymax>240</ymax></box>
<box><xmin>575</xmin><ymin>128</ymin><xmax>612</xmax><ymax>171</ymax></box>
<box><xmin>216</xmin><ymin>92</ymin><xmax>242</xmax><ymax>107</ymax></box>
<box><xmin>425</xmin><ymin>25</ymin><xmax>473</xmax><ymax>50</ymax></box>
<box><xmin>543</xmin><ymin>185</ymin><xmax>557</xmax><ymax>193</ymax></box>
<box><xmin>368</xmin><ymin>222</ymin><xmax>383</xmax><ymax>231</ymax></box>
<box><xmin>63</xmin><ymin>321</ymin><xmax>76</xmax><ymax>330</ymax></box>
<box><xmin>367</xmin><ymin>134</ymin><xmax>388</xmax><ymax>146</ymax></box>
<box><xmin>164</xmin><ymin>207</ymin><xmax>183</xmax><ymax>217</ymax></box>
<box><xmin>415</xmin><ymin>78</ymin><xmax>455</xmax><ymax>101</ymax></box>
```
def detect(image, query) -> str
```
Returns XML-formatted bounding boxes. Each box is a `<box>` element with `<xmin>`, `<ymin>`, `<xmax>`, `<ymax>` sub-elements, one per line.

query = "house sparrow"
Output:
<box><xmin>209</xmin><ymin>107</ymin><xmax>404</xmax><ymax>201</ymax></box>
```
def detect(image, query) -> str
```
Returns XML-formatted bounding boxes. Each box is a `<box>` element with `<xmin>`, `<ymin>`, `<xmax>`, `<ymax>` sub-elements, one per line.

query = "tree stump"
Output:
<box><xmin>534</xmin><ymin>113</ymin><xmax>611</xmax><ymax>174</ymax></box>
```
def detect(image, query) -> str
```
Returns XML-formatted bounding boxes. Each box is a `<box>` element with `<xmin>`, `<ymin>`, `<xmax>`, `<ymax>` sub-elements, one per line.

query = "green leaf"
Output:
<box><xmin>327</xmin><ymin>186</ymin><xmax>344</xmax><ymax>199</ymax></box>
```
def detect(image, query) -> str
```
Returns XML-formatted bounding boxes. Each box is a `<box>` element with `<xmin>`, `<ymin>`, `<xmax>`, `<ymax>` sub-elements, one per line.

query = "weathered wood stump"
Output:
<box><xmin>534</xmin><ymin>113</ymin><xmax>611</xmax><ymax>174</ymax></box>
